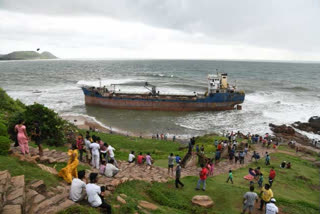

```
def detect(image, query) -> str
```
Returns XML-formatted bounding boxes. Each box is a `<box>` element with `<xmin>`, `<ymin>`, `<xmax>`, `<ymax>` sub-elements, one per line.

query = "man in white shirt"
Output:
<box><xmin>104</xmin><ymin>159</ymin><xmax>119</xmax><ymax>177</ymax></box>
<box><xmin>84</xmin><ymin>136</ymin><xmax>91</xmax><ymax>163</ymax></box>
<box><xmin>128</xmin><ymin>151</ymin><xmax>135</xmax><ymax>163</ymax></box>
<box><xmin>90</xmin><ymin>136</ymin><xmax>100</xmax><ymax>169</ymax></box>
<box><xmin>69</xmin><ymin>170</ymin><xmax>87</xmax><ymax>202</ymax></box>
<box><xmin>266</xmin><ymin>198</ymin><xmax>279</xmax><ymax>214</ymax></box>
<box><xmin>106</xmin><ymin>144</ymin><xmax>118</xmax><ymax>168</ymax></box>
<box><xmin>86</xmin><ymin>173</ymin><xmax>111</xmax><ymax>214</ymax></box>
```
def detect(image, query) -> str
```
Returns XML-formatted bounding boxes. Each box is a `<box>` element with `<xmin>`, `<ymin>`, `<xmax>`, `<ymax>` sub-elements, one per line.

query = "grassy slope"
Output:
<box><xmin>81</xmin><ymin>131</ymin><xmax>186</xmax><ymax>168</ymax></box>
<box><xmin>107</xmin><ymin>152</ymin><xmax>319</xmax><ymax>214</ymax></box>
<box><xmin>0</xmin><ymin>156</ymin><xmax>61</xmax><ymax>187</ymax></box>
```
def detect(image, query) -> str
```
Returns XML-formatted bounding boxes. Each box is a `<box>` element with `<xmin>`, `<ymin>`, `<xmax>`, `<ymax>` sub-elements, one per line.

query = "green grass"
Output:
<box><xmin>81</xmin><ymin>131</ymin><xmax>186</xmax><ymax>162</ymax></box>
<box><xmin>107</xmin><ymin>152</ymin><xmax>320</xmax><ymax>214</ymax></box>
<box><xmin>29</xmin><ymin>141</ymin><xmax>68</xmax><ymax>152</ymax></box>
<box><xmin>0</xmin><ymin>155</ymin><xmax>60</xmax><ymax>187</ymax></box>
<box><xmin>57</xmin><ymin>205</ymin><xmax>100</xmax><ymax>214</ymax></box>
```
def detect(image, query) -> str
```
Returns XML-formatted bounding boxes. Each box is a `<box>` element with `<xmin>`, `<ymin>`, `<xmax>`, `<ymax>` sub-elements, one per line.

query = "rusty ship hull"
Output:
<box><xmin>82</xmin><ymin>87</ymin><xmax>245</xmax><ymax>111</ymax></box>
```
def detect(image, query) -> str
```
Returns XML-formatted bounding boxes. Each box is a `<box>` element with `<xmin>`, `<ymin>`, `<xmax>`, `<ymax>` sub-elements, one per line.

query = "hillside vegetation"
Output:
<box><xmin>0</xmin><ymin>51</ymin><xmax>58</xmax><ymax>60</ymax></box>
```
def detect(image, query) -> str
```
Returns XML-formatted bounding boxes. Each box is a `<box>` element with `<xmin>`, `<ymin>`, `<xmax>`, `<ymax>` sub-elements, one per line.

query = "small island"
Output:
<box><xmin>0</xmin><ymin>51</ymin><xmax>58</xmax><ymax>60</ymax></box>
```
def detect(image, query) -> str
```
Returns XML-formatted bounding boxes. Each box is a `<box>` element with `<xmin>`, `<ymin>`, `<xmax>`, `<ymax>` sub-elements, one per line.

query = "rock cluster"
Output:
<box><xmin>292</xmin><ymin>116</ymin><xmax>320</xmax><ymax>134</ymax></box>
<box><xmin>0</xmin><ymin>170</ymin><xmax>74</xmax><ymax>214</ymax></box>
<box><xmin>191</xmin><ymin>195</ymin><xmax>214</xmax><ymax>208</ymax></box>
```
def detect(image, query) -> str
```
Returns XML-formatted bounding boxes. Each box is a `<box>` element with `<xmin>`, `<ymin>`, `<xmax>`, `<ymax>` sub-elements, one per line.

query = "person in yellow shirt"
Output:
<box><xmin>259</xmin><ymin>184</ymin><xmax>273</xmax><ymax>211</ymax></box>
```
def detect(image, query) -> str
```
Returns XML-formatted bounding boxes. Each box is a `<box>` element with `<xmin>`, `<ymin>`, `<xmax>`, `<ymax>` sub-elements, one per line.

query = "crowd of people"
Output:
<box><xmin>14</xmin><ymin>121</ymin><xmax>286</xmax><ymax>213</ymax></box>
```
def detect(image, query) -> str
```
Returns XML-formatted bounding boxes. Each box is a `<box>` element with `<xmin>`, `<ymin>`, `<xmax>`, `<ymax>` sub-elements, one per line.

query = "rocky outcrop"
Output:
<box><xmin>292</xmin><ymin>116</ymin><xmax>320</xmax><ymax>135</ymax></box>
<box><xmin>269</xmin><ymin>123</ymin><xmax>295</xmax><ymax>135</ymax></box>
<box><xmin>191</xmin><ymin>195</ymin><xmax>214</xmax><ymax>208</ymax></box>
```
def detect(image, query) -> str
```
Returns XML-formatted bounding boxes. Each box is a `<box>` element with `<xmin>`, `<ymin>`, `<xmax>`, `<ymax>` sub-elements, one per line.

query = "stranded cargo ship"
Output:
<box><xmin>81</xmin><ymin>73</ymin><xmax>245</xmax><ymax>111</ymax></box>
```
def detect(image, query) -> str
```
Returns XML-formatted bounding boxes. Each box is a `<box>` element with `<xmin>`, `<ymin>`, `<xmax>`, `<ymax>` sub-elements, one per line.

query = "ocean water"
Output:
<box><xmin>1</xmin><ymin>59</ymin><xmax>319</xmax><ymax>138</ymax></box>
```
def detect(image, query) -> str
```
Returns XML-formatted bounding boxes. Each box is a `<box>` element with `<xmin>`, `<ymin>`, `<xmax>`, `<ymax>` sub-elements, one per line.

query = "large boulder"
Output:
<box><xmin>191</xmin><ymin>195</ymin><xmax>214</xmax><ymax>208</ymax></box>
<box><xmin>269</xmin><ymin>124</ymin><xmax>295</xmax><ymax>135</ymax></box>
<box><xmin>138</xmin><ymin>200</ymin><xmax>158</xmax><ymax>210</ymax></box>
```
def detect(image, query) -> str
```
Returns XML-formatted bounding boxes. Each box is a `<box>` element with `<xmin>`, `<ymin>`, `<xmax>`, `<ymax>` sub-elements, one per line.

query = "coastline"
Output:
<box><xmin>61</xmin><ymin>114</ymin><xmax>189</xmax><ymax>144</ymax></box>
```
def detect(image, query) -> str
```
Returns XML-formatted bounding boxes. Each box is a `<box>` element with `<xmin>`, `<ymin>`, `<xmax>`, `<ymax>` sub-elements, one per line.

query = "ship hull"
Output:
<box><xmin>82</xmin><ymin>88</ymin><xmax>245</xmax><ymax>111</ymax></box>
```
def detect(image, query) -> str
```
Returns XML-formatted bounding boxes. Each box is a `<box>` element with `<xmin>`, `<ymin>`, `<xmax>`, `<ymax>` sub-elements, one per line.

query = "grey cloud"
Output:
<box><xmin>1</xmin><ymin>0</ymin><xmax>320</xmax><ymax>53</ymax></box>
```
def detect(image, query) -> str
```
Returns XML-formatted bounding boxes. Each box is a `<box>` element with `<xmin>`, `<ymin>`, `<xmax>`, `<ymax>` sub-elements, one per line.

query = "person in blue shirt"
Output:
<box><xmin>175</xmin><ymin>154</ymin><xmax>181</xmax><ymax>164</ymax></box>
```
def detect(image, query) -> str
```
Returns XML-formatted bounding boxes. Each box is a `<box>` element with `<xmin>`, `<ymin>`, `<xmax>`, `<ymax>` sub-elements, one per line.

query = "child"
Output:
<box><xmin>265</xmin><ymin>152</ymin><xmax>270</xmax><ymax>165</ymax></box>
<box><xmin>226</xmin><ymin>169</ymin><xmax>233</xmax><ymax>184</ymax></box>
<box><xmin>258</xmin><ymin>173</ymin><xmax>264</xmax><ymax>188</ymax></box>
<box><xmin>209</xmin><ymin>161</ymin><xmax>214</xmax><ymax>176</ymax></box>
<box><xmin>99</xmin><ymin>160</ymin><xmax>106</xmax><ymax>175</ymax></box>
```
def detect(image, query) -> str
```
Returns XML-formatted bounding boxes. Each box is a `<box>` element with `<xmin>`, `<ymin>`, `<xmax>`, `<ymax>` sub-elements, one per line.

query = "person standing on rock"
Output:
<box><xmin>84</xmin><ymin>136</ymin><xmax>92</xmax><ymax>164</ymax></box>
<box><xmin>107</xmin><ymin>143</ymin><xmax>118</xmax><ymax>168</ymax></box>
<box><xmin>70</xmin><ymin>170</ymin><xmax>87</xmax><ymax>202</ymax></box>
<box><xmin>58</xmin><ymin>144</ymin><xmax>79</xmax><ymax>183</ymax></box>
<box><xmin>168</xmin><ymin>153</ymin><xmax>175</xmax><ymax>176</ymax></box>
<box><xmin>195</xmin><ymin>164</ymin><xmax>208</xmax><ymax>191</ymax></box>
<box><xmin>15</xmin><ymin>119</ymin><xmax>30</xmax><ymax>155</ymax></box>
<box><xmin>175</xmin><ymin>160</ymin><xmax>184</xmax><ymax>188</ymax></box>
<box><xmin>31</xmin><ymin>121</ymin><xmax>42</xmax><ymax>156</ymax></box>
<box><xmin>76</xmin><ymin>134</ymin><xmax>85</xmax><ymax>162</ymax></box>
<box><xmin>241</xmin><ymin>185</ymin><xmax>258</xmax><ymax>214</ymax></box>
<box><xmin>90</xmin><ymin>136</ymin><xmax>100</xmax><ymax>169</ymax></box>
<box><xmin>86</xmin><ymin>173</ymin><xmax>112</xmax><ymax>214</ymax></box>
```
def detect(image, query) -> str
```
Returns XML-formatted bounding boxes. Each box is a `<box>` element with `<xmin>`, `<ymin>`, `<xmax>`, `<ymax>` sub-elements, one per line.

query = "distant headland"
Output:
<box><xmin>0</xmin><ymin>51</ymin><xmax>58</xmax><ymax>60</ymax></box>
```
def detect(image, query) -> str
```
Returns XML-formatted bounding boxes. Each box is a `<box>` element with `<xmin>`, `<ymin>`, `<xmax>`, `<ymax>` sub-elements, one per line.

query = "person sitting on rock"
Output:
<box><xmin>99</xmin><ymin>160</ymin><xmax>107</xmax><ymax>175</ymax></box>
<box><xmin>104</xmin><ymin>159</ymin><xmax>119</xmax><ymax>178</ymax></box>
<box><xmin>128</xmin><ymin>151</ymin><xmax>135</xmax><ymax>163</ymax></box>
<box><xmin>286</xmin><ymin>162</ymin><xmax>291</xmax><ymax>169</ymax></box>
<box><xmin>86</xmin><ymin>173</ymin><xmax>111</xmax><ymax>214</ymax></box>
<box><xmin>70</xmin><ymin>170</ymin><xmax>87</xmax><ymax>202</ymax></box>
<box><xmin>145</xmin><ymin>152</ymin><xmax>153</xmax><ymax>169</ymax></box>
<box><xmin>280</xmin><ymin>161</ymin><xmax>286</xmax><ymax>168</ymax></box>
<box><xmin>137</xmin><ymin>152</ymin><xmax>145</xmax><ymax>165</ymax></box>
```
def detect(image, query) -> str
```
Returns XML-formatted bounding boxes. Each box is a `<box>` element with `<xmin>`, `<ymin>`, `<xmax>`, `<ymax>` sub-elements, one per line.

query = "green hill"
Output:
<box><xmin>0</xmin><ymin>51</ymin><xmax>58</xmax><ymax>60</ymax></box>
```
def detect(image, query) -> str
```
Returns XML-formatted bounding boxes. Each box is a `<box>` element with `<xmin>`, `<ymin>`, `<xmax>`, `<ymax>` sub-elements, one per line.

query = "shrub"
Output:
<box><xmin>0</xmin><ymin>136</ymin><xmax>11</xmax><ymax>155</ymax></box>
<box><xmin>0</xmin><ymin>122</ymin><xmax>8</xmax><ymax>137</ymax></box>
<box><xmin>8</xmin><ymin>103</ymin><xmax>77</xmax><ymax>147</ymax></box>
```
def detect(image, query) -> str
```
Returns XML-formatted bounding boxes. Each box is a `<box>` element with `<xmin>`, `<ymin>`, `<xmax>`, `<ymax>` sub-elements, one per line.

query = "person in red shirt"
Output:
<box><xmin>137</xmin><ymin>152</ymin><xmax>145</xmax><ymax>164</ymax></box>
<box><xmin>195</xmin><ymin>164</ymin><xmax>208</xmax><ymax>191</ymax></box>
<box><xmin>268</xmin><ymin>167</ymin><xmax>276</xmax><ymax>187</ymax></box>
<box><xmin>217</xmin><ymin>143</ymin><xmax>222</xmax><ymax>151</ymax></box>
<box><xmin>76</xmin><ymin>134</ymin><xmax>84</xmax><ymax>162</ymax></box>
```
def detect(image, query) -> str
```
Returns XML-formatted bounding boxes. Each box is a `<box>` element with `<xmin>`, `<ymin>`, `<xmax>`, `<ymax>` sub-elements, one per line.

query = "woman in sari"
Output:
<box><xmin>58</xmin><ymin>145</ymin><xmax>79</xmax><ymax>184</ymax></box>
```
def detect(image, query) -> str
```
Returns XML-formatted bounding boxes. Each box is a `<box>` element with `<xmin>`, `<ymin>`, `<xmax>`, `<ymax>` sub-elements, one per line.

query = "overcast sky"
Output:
<box><xmin>1</xmin><ymin>0</ymin><xmax>320</xmax><ymax>60</ymax></box>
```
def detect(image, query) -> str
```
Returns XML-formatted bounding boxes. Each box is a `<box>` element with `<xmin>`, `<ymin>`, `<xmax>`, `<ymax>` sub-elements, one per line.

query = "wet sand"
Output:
<box><xmin>61</xmin><ymin>115</ymin><xmax>188</xmax><ymax>143</ymax></box>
